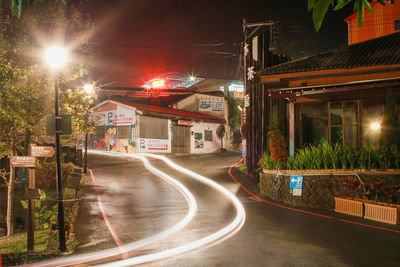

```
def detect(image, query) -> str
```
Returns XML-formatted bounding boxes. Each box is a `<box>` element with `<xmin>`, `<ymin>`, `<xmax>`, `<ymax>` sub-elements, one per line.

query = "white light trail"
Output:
<box><xmin>98</xmin><ymin>153</ymin><xmax>246</xmax><ymax>266</ymax></box>
<box><xmin>26</xmin><ymin>152</ymin><xmax>197</xmax><ymax>267</ymax></box>
<box><xmin>25</xmin><ymin>151</ymin><xmax>246</xmax><ymax>267</ymax></box>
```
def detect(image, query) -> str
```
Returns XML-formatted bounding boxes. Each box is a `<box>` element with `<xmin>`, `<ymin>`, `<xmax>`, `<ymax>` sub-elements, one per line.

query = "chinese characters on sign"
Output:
<box><xmin>138</xmin><ymin>138</ymin><xmax>169</xmax><ymax>153</ymax></box>
<box><xmin>199</xmin><ymin>98</ymin><xmax>224</xmax><ymax>112</ymax></box>
<box><xmin>97</xmin><ymin>107</ymin><xmax>136</xmax><ymax>126</ymax></box>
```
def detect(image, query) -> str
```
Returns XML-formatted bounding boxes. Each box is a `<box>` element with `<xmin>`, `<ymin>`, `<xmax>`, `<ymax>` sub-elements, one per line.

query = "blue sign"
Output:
<box><xmin>289</xmin><ymin>175</ymin><xmax>303</xmax><ymax>189</ymax></box>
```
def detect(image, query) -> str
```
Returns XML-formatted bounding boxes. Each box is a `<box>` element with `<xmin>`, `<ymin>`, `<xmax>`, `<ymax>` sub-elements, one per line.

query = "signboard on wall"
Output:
<box><xmin>96</xmin><ymin>107</ymin><xmax>135</xmax><ymax>126</ymax></box>
<box><xmin>137</xmin><ymin>138</ymin><xmax>169</xmax><ymax>153</ymax></box>
<box><xmin>199</xmin><ymin>98</ymin><xmax>224</xmax><ymax>112</ymax></box>
<box><xmin>289</xmin><ymin>175</ymin><xmax>303</xmax><ymax>196</ymax></box>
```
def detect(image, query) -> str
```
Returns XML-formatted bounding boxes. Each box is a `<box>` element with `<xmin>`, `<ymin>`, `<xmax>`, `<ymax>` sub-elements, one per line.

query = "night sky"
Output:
<box><xmin>84</xmin><ymin>0</ymin><xmax>353</xmax><ymax>87</ymax></box>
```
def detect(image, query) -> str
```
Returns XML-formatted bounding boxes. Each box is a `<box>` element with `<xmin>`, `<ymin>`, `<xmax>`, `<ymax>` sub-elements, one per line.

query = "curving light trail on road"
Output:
<box><xmin>26</xmin><ymin>151</ymin><xmax>197</xmax><ymax>267</ymax></box>
<box><xmin>98</xmin><ymin>153</ymin><xmax>246</xmax><ymax>266</ymax></box>
<box><xmin>25</xmin><ymin>151</ymin><xmax>246</xmax><ymax>266</ymax></box>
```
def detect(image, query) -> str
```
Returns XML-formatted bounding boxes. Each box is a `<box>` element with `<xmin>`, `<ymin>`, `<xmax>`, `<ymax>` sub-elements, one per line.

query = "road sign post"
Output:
<box><xmin>10</xmin><ymin>156</ymin><xmax>36</xmax><ymax>252</ymax></box>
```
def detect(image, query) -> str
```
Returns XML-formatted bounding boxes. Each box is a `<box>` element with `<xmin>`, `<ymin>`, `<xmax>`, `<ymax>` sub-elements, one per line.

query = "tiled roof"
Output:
<box><xmin>261</xmin><ymin>32</ymin><xmax>400</xmax><ymax>75</ymax></box>
<box><xmin>116</xmin><ymin>100</ymin><xmax>225</xmax><ymax>123</ymax></box>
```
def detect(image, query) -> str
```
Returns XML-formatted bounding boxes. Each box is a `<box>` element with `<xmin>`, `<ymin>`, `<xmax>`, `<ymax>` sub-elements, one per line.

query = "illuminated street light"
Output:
<box><xmin>45</xmin><ymin>47</ymin><xmax>67</xmax><ymax>68</ymax></box>
<box><xmin>371</xmin><ymin>122</ymin><xmax>381</xmax><ymax>131</ymax></box>
<box><xmin>84</xmin><ymin>84</ymin><xmax>93</xmax><ymax>94</ymax></box>
<box><xmin>46</xmin><ymin>46</ymin><xmax>68</xmax><ymax>253</ymax></box>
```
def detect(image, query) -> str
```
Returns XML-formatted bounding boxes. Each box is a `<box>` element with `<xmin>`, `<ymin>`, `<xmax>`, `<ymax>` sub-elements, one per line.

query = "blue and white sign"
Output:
<box><xmin>289</xmin><ymin>175</ymin><xmax>303</xmax><ymax>196</ymax></box>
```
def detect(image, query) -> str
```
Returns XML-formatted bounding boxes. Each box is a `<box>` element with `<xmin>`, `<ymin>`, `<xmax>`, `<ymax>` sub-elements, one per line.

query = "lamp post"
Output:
<box><xmin>45</xmin><ymin>46</ymin><xmax>68</xmax><ymax>252</ymax></box>
<box><xmin>83</xmin><ymin>84</ymin><xmax>93</xmax><ymax>174</ymax></box>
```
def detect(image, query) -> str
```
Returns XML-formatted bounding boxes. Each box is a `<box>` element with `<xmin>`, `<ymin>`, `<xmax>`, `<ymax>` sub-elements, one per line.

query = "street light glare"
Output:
<box><xmin>371</xmin><ymin>122</ymin><xmax>381</xmax><ymax>131</ymax></box>
<box><xmin>45</xmin><ymin>47</ymin><xmax>66</xmax><ymax>67</ymax></box>
<box><xmin>84</xmin><ymin>84</ymin><xmax>93</xmax><ymax>94</ymax></box>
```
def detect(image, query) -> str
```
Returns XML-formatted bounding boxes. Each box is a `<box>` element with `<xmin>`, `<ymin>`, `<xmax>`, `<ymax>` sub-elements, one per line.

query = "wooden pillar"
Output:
<box><xmin>27</xmin><ymin>167</ymin><xmax>35</xmax><ymax>252</ymax></box>
<box><xmin>289</xmin><ymin>101</ymin><xmax>295</xmax><ymax>158</ymax></box>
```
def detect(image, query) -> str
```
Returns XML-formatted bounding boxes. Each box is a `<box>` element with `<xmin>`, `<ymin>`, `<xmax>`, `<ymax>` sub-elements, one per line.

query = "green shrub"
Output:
<box><xmin>20</xmin><ymin>191</ymin><xmax>55</xmax><ymax>230</ymax></box>
<box><xmin>259</xmin><ymin>143</ymin><xmax>400</xmax><ymax>170</ymax></box>
<box><xmin>259</xmin><ymin>153</ymin><xmax>281</xmax><ymax>170</ymax></box>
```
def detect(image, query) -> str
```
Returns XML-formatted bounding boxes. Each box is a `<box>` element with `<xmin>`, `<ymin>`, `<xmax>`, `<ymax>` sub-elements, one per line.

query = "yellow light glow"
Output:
<box><xmin>45</xmin><ymin>47</ymin><xmax>66</xmax><ymax>68</ymax></box>
<box><xmin>371</xmin><ymin>122</ymin><xmax>381</xmax><ymax>131</ymax></box>
<box><xmin>189</xmin><ymin>75</ymin><xmax>196</xmax><ymax>81</ymax></box>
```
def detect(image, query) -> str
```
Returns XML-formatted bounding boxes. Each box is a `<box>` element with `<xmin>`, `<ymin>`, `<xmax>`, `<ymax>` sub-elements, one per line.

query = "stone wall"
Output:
<box><xmin>259</xmin><ymin>170</ymin><xmax>400</xmax><ymax>211</ymax></box>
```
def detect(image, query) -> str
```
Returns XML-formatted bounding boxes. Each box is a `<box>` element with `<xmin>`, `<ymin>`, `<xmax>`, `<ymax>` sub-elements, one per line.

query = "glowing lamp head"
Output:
<box><xmin>189</xmin><ymin>75</ymin><xmax>196</xmax><ymax>82</ymax></box>
<box><xmin>152</xmin><ymin>79</ymin><xmax>165</xmax><ymax>88</ymax></box>
<box><xmin>370</xmin><ymin>122</ymin><xmax>381</xmax><ymax>131</ymax></box>
<box><xmin>45</xmin><ymin>47</ymin><xmax>66</xmax><ymax>68</ymax></box>
<box><xmin>84</xmin><ymin>84</ymin><xmax>93</xmax><ymax>94</ymax></box>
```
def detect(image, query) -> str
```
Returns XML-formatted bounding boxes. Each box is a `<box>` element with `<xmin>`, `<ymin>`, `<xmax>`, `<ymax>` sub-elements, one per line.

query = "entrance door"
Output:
<box><xmin>172</xmin><ymin>126</ymin><xmax>191</xmax><ymax>153</ymax></box>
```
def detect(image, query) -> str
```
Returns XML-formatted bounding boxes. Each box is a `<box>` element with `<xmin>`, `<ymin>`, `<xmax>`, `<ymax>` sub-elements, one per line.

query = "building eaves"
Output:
<box><xmin>261</xmin><ymin>32</ymin><xmax>400</xmax><ymax>75</ymax></box>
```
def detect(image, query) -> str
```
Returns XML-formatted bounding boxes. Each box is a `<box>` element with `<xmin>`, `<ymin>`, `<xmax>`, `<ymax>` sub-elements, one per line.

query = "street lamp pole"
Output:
<box><xmin>83</xmin><ymin>84</ymin><xmax>93</xmax><ymax>174</ymax></box>
<box><xmin>54</xmin><ymin>76</ymin><xmax>68</xmax><ymax>252</ymax></box>
<box><xmin>46</xmin><ymin>46</ymin><xmax>68</xmax><ymax>252</ymax></box>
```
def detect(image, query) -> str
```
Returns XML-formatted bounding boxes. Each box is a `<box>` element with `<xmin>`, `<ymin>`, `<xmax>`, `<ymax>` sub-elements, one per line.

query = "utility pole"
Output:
<box><xmin>242</xmin><ymin>19</ymin><xmax>274</xmax><ymax>175</ymax></box>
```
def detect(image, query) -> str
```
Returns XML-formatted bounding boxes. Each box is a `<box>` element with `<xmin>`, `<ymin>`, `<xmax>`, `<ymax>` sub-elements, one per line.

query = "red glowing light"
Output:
<box><xmin>152</xmin><ymin>79</ymin><xmax>165</xmax><ymax>88</ymax></box>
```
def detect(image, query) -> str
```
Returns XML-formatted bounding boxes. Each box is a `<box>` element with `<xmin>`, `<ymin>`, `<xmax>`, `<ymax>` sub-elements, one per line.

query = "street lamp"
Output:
<box><xmin>45</xmin><ymin>46</ymin><xmax>68</xmax><ymax>252</ymax></box>
<box><xmin>83</xmin><ymin>83</ymin><xmax>94</xmax><ymax>173</ymax></box>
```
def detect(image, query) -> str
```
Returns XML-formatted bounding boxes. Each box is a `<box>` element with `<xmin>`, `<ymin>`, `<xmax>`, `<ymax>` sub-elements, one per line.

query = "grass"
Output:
<box><xmin>0</xmin><ymin>229</ymin><xmax>50</xmax><ymax>254</ymax></box>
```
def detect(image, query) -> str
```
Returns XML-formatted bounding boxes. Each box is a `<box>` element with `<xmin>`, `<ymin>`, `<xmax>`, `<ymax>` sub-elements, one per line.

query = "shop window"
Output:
<box><xmin>299</xmin><ymin>101</ymin><xmax>359</xmax><ymax>146</ymax></box>
<box><xmin>204</xmin><ymin>130</ymin><xmax>213</xmax><ymax>141</ymax></box>
<box><xmin>328</xmin><ymin>101</ymin><xmax>359</xmax><ymax>145</ymax></box>
<box><xmin>299</xmin><ymin>103</ymin><xmax>328</xmax><ymax>146</ymax></box>
<box><xmin>117</xmin><ymin>126</ymin><xmax>130</xmax><ymax>139</ymax></box>
<box><xmin>93</xmin><ymin>126</ymin><xmax>105</xmax><ymax>140</ymax></box>
<box><xmin>139</xmin><ymin>116</ymin><xmax>168</xmax><ymax>139</ymax></box>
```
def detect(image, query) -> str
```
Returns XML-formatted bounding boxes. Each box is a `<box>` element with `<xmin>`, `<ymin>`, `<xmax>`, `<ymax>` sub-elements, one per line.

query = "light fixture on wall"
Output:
<box><xmin>370</xmin><ymin>122</ymin><xmax>381</xmax><ymax>131</ymax></box>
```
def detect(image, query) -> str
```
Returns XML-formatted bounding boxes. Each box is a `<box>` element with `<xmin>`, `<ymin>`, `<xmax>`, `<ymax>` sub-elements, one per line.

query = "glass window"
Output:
<box><xmin>205</xmin><ymin>130</ymin><xmax>213</xmax><ymax>141</ymax></box>
<box><xmin>299</xmin><ymin>103</ymin><xmax>328</xmax><ymax>146</ymax></box>
<box><xmin>330</xmin><ymin>103</ymin><xmax>342</xmax><ymax>125</ymax></box>
<box><xmin>345</xmin><ymin>102</ymin><xmax>357</xmax><ymax>125</ymax></box>
<box><xmin>331</xmin><ymin>127</ymin><xmax>343</xmax><ymax>144</ymax></box>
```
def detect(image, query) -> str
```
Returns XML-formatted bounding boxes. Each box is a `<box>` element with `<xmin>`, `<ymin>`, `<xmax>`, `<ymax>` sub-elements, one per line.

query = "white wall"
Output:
<box><xmin>190</xmin><ymin>122</ymin><xmax>227</xmax><ymax>154</ymax></box>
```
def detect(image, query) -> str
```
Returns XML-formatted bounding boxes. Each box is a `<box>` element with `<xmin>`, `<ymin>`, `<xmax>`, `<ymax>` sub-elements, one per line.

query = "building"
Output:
<box><xmin>345</xmin><ymin>1</ymin><xmax>400</xmax><ymax>45</ymax></box>
<box><xmin>245</xmin><ymin>31</ymin><xmax>400</xmax><ymax>172</ymax></box>
<box><xmin>91</xmin><ymin>100</ymin><xmax>227</xmax><ymax>154</ymax></box>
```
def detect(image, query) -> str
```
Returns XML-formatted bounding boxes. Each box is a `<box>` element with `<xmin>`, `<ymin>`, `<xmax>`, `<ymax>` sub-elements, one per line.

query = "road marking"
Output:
<box><xmin>89</xmin><ymin>169</ymin><xmax>128</xmax><ymax>259</ymax></box>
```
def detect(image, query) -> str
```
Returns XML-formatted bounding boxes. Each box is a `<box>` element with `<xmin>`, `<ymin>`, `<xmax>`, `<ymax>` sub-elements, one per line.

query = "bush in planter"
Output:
<box><xmin>259</xmin><ymin>153</ymin><xmax>281</xmax><ymax>170</ymax></box>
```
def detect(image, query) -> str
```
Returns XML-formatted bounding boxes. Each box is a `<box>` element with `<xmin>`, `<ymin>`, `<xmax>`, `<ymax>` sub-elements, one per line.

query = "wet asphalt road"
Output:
<box><xmin>74</xmin><ymin>151</ymin><xmax>400</xmax><ymax>267</ymax></box>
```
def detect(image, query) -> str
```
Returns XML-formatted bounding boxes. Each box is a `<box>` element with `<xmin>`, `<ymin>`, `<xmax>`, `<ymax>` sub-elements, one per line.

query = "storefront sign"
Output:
<box><xmin>138</xmin><ymin>138</ymin><xmax>169</xmax><ymax>153</ymax></box>
<box><xmin>96</xmin><ymin>107</ymin><xmax>136</xmax><ymax>126</ymax></box>
<box><xmin>177</xmin><ymin>120</ymin><xmax>192</xmax><ymax>126</ymax></box>
<box><xmin>113</xmin><ymin>107</ymin><xmax>135</xmax><ymax>125</ymax></box>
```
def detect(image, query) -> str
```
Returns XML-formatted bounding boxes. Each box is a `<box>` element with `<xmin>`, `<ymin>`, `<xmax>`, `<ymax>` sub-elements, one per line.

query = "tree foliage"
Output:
<box><xmin>309</xmin><ymin>0</ymin><xmax>394</xmax><ymax>31</ymax></box>
<box><xmin>0</xmin><ymin>0</ymin><xmax>66</xmax><ymax>19</ymax></box>
<box><xmin>0</xmin><ymin>0</ymin><xmax>94</xmax><ymax>236</ymax></box>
